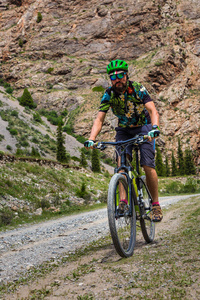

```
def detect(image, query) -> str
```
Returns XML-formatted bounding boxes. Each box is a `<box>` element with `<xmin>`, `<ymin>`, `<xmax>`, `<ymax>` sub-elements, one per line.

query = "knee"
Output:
<box><xmin>143</xmin><ymin>165</ymin><xmax>156</xmax><ymax>174</ymax></box>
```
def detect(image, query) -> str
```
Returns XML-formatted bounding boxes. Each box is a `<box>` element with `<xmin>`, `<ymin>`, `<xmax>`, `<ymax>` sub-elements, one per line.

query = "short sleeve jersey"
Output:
<box><xmin>99</xmin><ymin>81</ymin><xmax>152</xmax><ymax>128</ymax></box>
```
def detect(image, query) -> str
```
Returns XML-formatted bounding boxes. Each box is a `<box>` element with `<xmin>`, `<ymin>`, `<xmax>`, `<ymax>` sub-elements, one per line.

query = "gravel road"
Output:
<box><xmin>0</xmin><ymin>194</ymin><xmax>199</xmax><ymax>284</ymax></box>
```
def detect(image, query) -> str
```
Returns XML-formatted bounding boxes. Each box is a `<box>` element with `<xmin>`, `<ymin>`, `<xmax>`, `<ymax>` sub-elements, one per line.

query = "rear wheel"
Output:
<box><xmin>107</xmin><ymin>173</ymin><xmax>136</xmax><ymax>257</ymax></box>
<box><xmin>139</xmin><ymin>176</ymin><xmax>155</xmax><ymax>243</ymax></box>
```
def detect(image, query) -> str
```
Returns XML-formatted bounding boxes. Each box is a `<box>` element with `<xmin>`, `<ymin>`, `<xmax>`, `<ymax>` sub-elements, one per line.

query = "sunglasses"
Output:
<box><xmin>110</xmin><ymin>72</ymin><xmax>126</xmax><ymax>81</ymax></box>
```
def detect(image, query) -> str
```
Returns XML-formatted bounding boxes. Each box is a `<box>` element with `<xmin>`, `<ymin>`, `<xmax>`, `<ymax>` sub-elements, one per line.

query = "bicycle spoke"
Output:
<box><xmin>139</xmin><ymin>176</ymin><xmax>155</xmax><ymax>243</ymax></box>
<box><xmin>107</xmin><ymin>173</ymin><xmax>136</xmax><ymax>257</ymax></box>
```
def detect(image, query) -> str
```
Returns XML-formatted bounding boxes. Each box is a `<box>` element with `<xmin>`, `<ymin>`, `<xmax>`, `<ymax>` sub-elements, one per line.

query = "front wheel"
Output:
<box><xmin>139</xmin><ymin>176</ymin><xmax>155</xmax><ymax>243</ymax></box>
<box><xmin>107</xmin><ymin>173</ymin><xmax>136</xmax><ymax>257</ymax></box>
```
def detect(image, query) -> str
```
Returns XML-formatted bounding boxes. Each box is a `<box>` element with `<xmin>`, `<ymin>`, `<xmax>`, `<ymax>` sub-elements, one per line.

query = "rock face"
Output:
<box><xmin>0</xmin><ymin>0</ymin><xmax>200</xmax><ymax>166</ymax></box>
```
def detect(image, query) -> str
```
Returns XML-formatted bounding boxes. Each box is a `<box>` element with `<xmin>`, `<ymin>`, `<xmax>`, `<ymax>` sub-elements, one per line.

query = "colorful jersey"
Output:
<box><xmin>99</xmin><ymin>81</ymin><xmax>152</xmax><ymax>128</ymax></box>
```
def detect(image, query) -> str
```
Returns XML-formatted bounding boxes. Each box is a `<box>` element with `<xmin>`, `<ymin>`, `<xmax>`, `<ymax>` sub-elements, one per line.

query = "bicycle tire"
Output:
<box><xmin>107</xmin><ymin>173</ymin><xmax>136</xmax><ymax>257</ymax></box>
<box><xmin>139</xmin><ymin>176</ymin><xmax>155</xmax><ymax>243</ymax></box>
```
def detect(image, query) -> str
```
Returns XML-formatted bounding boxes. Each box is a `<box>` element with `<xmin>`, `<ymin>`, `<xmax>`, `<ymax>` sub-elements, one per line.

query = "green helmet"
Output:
<box><xmin>107</xmin><ymin>59</ymin><xmax>128</xmax><ymax>74</ymax></box>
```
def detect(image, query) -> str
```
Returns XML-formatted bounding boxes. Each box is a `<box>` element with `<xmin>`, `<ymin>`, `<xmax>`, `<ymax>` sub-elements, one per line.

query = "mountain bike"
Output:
<box><xmin>95</xmin><ymin>134</ymin><xmax>155</xmax><ymax>258</ymax></box>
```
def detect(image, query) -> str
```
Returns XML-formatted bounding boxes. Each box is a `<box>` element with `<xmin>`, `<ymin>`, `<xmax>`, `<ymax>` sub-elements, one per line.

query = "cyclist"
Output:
<box><xmin>84</xmin><ymin>59</ymin><xmax>163</xmax><ymax>222</ymax></box>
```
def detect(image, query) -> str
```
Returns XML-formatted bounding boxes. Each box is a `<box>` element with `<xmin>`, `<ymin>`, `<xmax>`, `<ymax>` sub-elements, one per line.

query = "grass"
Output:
<box><xmin>0</xmin><ymin>160</ymin><xmax>110</xmax><ymax>230</ymax></box>
<box><xmin>158</xmin><ymin>176</ymin><xmax>200</xmax><ymax>196</ymax></box>
<box><xmin>0</xmin><ymin>108</ymin><xmax>57</xmax><ymax>157</ymax></box>
<box><xmin>0</xmin><ymin>196</ymin><xmax>199</xmax><ymax>299</ymax></box>
<box><xmin>130</xmin><ymin>50</ymin><xmax>158</xmax><ymax>69</ymax></box>
<box><xmin>0</xmin><ymin>157</ymin><xmax>199</xmax><ymax>230</ymax></box>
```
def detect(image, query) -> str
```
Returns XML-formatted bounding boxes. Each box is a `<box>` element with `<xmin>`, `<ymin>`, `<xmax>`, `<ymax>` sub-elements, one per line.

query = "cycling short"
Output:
<box><xmin>115</xmin><ymin>124</ymin><xmax>155</xmax><ymax>169</ymax></box>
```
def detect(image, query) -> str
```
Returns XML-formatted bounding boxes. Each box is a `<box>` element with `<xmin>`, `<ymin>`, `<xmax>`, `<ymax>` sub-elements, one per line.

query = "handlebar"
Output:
<box><xmin>94</xmin><ymin>134</ymin><xmax>149</xmax><ymax>151</ymax></box>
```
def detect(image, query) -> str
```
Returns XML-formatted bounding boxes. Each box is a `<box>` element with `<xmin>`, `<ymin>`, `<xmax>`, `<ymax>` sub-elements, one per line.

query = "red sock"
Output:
<box><xmin>152</xmin><ymin>202</ymin><xmax>160</xmax><ymax>206</ymax></box>
<box><xmin>120</xmin><ymin>199</ymin><xmax>128</xmax><ymax>205</ymax></box>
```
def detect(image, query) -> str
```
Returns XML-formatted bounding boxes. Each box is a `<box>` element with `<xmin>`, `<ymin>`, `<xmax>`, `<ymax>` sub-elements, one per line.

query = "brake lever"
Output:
<box><xmin>95</xmin><ymin>142</ymin><xmax>107</xmax><ymax>150</ymax></box>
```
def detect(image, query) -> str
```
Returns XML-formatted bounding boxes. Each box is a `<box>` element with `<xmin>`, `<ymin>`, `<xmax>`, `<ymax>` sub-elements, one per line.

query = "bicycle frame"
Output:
<box><xmin>96</xmin><ymin>134</ymin><xmax>149</xmax><ymax>219</ymax></box>
<box><xmin>95</xmin><ymin>134</ymin><xmax>155</xmax><ymax>256</ymax></box>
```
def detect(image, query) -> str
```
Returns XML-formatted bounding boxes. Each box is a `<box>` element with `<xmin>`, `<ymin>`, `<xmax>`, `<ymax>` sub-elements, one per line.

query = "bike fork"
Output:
<box><xmin>136</xmin><ymin>179</ymin><xmax>145</xmax><ymax>219</ymax></box>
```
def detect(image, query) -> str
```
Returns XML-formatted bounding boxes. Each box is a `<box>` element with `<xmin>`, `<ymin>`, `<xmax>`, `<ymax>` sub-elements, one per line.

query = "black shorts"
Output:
<box><xmin>115</xmin><ymin>124</ymin><xmax>155</xmax><ymax>169</ymax></box>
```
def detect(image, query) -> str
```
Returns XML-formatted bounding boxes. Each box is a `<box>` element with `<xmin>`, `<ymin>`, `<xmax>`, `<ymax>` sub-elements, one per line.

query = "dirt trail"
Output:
<box><xmin>1</xmin><ymin>195</ymin><xmax>200</xmax><ymax>300</ymax></box>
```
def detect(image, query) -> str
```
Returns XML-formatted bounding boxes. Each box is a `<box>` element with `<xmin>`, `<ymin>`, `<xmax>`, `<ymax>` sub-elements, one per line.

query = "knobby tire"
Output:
<box><xmin>139</xmin><ymin>176</ymin><xmax>155</xmax><ymax>243</ymax></box>
<box><xmin>107</xmin><ymin>173</ymin><xmax>136</xmax><ymax>258</ymax></box>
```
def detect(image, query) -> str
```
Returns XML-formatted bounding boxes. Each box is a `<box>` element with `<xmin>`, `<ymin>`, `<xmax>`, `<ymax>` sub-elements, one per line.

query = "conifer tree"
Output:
<box><xmin>56</xmin><ymin>122</ymin><xmax>69</xmax><ymax>163</ymax></box>
<box><xmin>177</xmin><ymin>137</ymin><xmax>185</xmax><ymax>175</ymax></box>
<box><xmin>20</xmin><ymin>88</ymin><xmax>35</xmax><ymax>109</ymax></box>
<box><xmin>91</xmin><ymin>148</ymin><xmax>101</xmax><ymax>173</ymax></box>
<box><xmin>165</xmin><ymin>155</ymin><xmax>170</xmax><ymax>177</ymax></box>
<box><xmin>31</xmin><ymin>146</ymin><xmax>40</xmax><ymax>158</ymax></box>
<box><xmin>184</xmin><ymin>149</ymin><xmax>196</xmax><ymax>175</ymax></box>
<box><xmin>171</xmin><ymin>151</ymin><xmax>178</xmax><ymax>176</ymax></box>
<box><xmin>155</xmin><ymin>145</ymin><xmax>164</xmax><ymax>176</ymax></box>
<box><xmin>80</xmin><ymin>148</ymin><xmax>87</xmax><ymax>168</ymax></box>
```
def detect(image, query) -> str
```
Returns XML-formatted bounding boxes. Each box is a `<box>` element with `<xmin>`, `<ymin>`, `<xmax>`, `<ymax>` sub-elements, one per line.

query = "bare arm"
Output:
<box><xmin>145</xmin><ymin>101</ymin><xmax>159</xmax><ymax>127</ymax></box>
<box><xmin>89</xmin><ymin>111</ymin><xmax>106</xmax><ymax>141</ymax></box>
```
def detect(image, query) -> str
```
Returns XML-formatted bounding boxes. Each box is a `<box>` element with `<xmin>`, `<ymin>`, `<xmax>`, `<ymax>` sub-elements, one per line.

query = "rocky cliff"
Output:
<box><xmin>0</xmin><ymin>0</ymin><xmax>200</xmax><ymax>166</ymax></box>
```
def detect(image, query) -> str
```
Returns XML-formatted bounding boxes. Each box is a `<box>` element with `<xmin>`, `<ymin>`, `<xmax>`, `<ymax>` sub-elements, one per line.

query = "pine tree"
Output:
<box><xmin>91</xmin><ymin>148</ymin><xmax>101</xmax><ymax>173</ymax></box>
<box><xmin>184</xmin><ymin>149</ymin><xmax>196</xmax><ymax>175</ymax></box>
<box><xmin>177</xmin><ymin>137</ymin><xmax>185</xmax><ymax>175</ymax></box>
<box><xmin>56</xmin><ymin>122</ymin><xmax>69</xmax><ymax>163</ymax></box>
<box><xmin>80</xmin><ymin>148</ymin><xmax>87</xmax><ymax>168</ymax></box>
<box><xmin>37</xmin><ymin>12</ymin><xmax>43</xmax><ymax>23</ymax></box>
<box><xmin>155</xmin><ymin>145</ymin><xmax>164</xmax><ymax>176</ymax></box>
<box><xmin>171</xmin><ymin>151</ymin><xmax>178</xmax><ymax>176</ymax></box>
<box><xmin>165</xmin><ymin>155</ymin><xmax>170</xmax><ymax>177</ymax></box>
<box><xmin>20</xmin><ymin>88</ymin><xmax>35</xmax><ymax>109</ymax></box>
<box><xmin>31</xmin><ymin>146</ymin><xmax>40</xmax><ymax>158</ymax></box>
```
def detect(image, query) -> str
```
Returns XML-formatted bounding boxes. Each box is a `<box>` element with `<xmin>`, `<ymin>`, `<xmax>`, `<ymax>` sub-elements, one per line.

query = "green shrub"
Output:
<box><xmin>164</xmin><ymin>178</ymin><xmax>200</xmax><ymax>195</ymax></box>
<box><xmin>182</xmin><ymin>178</ymin><xmax>198</xmax><ymax>193</ymax></box>
<box><xmin>31</xmin><ymin>137</ymin><xmax>39</xmax><ymax>143</ymax></box>
<box><xmin>36</xmin><ymin>12</ymin><xmax>42</xmax><ymax>23</ymax></box>
<box><xmin>15</xmin><ymin>148</ymin><xmax>24</xmax><ymax>156</ymax></box>
<box><xmin>48</xmin><ymin>116</ymin><xmax>63</xmax><ymax>126</ymax></box>
<box><xmin>76</xmin><ymin>182</ymin><xmax>90</xmax><ymax>199</ymax></box>
<box><xmin>18</xmin><ymin>38</ymin><xmax>23</xmax><ymax>48</ymax></box>
<box><xmin>0</xmin><ymin>150</ymin><xmax>4</xmax><ymax>157</ymax></box>
<box><xmin>33</xmin><ymin>112</ymin><xmax>42</xmax><ymax>123</ymax></box>
<box><xmin>46</xmin><ymin>67</ymin><xmax>54</xmax><ymax>74</ymax></box>
<box><xmin>9</xmin><ymin>128</ymin><xmax>18</xmax><ymax>135</ymax></box>
<box><xmin>92</xmin><ymin>86</ymin><xmax>104</xmax><ymax>92</ymax></box>
<box><xmin>63</xmin><ymin>124</ymin><xmax>73</xmax><ymax>135</ymax></box>
<box><xmin>41</xmin><ymin>199</ymin><xmax>50</xmax><ymax>209</ymax></box>
<box><xmin>31</xmin><ymin>147</ymin><xmax>41</xmax><ymax>158</ymax></box>
<box><xmin>76</xmin><ymin>135</ymin><xmax>86</xmax><ymax>144</ymax></box>
<box><xmin>5</xmin><ymin>87</ymin><xmax>13</xmax><ymax>94</ymax></box>
<box><xmin>6</xmin><ymin>145</ymin><xmax>12</xmax><ymax>150</ymax></box>
<box><xmin>20</xmin><ymin>140</ymin><xmax>29</xmax><ymax>147</ymax></box>
<box><xmin>11</xmin><ymin>110</ymin><xmax>19</xmax><ymax>117</ymax></box>
<box><xmin>0</xmin><ymin>134</ymin><xmax>4</xmax><ymax>142</ymax></box>
<box><xmin>0</xmin><ymin>208</ymin><xmax>14</xmax><ymax>226</ymax></box>
<box><xmin>3</xmin><ymin>82</ymin><xmax>10</xmax><ymax>88</ymax></box>
<box><xmin>165</xmin><ymin>181</ymin><xmax>182</xmax><ymax>194</ymax></box>
<box><xmin>61</xmin><ymin>109</ymin><xmax>68</xmax><ymax>117</ymax></box>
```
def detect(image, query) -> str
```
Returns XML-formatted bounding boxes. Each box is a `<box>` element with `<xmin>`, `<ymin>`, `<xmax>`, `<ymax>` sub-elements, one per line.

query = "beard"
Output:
<box><xmin>112</xmin><ymin>81</ymin><xmax>127</xmax><ymax>94</ymax></box>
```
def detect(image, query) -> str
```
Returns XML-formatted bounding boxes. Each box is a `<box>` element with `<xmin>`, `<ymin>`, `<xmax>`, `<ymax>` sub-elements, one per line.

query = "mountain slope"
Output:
<box><xmin>0</xmin><ymin>0</ymin><xmax>199</xmax><ymax>167</ymax></box>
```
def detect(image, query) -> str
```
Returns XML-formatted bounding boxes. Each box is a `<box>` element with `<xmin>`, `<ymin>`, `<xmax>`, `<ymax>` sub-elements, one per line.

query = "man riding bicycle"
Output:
<box><xmin>84</xmin><ymin>59</ymin><xmax>163</xmax><ymax>222</ymax></box>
